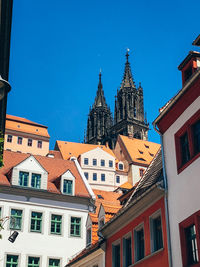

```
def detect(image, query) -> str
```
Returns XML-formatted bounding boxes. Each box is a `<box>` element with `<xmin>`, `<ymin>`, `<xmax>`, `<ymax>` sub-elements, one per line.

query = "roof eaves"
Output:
<box><xmin>153</xmin><ymin>69</ymin><xmax>200</xmax><ymax>128</ymax></box>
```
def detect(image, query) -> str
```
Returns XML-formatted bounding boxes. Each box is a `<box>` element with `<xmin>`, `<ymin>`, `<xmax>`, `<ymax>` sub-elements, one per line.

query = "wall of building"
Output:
<box><xmin>131</xmin><ymin>165</ymin><xmax>147</xmax><ymax>185</ymax></box>
<box><xmin>163</xmin><ymin>96</ymin><xmax>200</xmax><ymax>266</ymax></box>
<box><xmin>79</xmin><ymin>148</ymin><xmax>127</xmax><ymax>191</ymax></box>
<box><xmin>105</xmin><ymin>197</ymin><xmax>169</xmax><ymax>267</ymax></box>
<box><xmin>0</xmin><ymin>192</ymin><xmax>89</xmax><ymax>267</ymax></box>
<box><xmin>4</xmin><ymin>132</ymin><xmax>49</xmax><ymax>156</ymax></box>
<box><xmin>69</xmin><ymin>249</ymin><xmax>105</xmax><ymax>267</ymax></box>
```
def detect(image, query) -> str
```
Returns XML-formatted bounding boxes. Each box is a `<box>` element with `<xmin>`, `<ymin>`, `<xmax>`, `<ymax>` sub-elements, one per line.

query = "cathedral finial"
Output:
<box><xmin>126</xmin><ymin>48</ymin><xmax>130</xmax><ymax>62</ymax></box>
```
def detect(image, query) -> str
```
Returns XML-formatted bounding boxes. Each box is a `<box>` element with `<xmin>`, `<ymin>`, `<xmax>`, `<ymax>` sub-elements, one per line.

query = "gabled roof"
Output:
<box><xmin>0</xmin><ymin>150</ymin><xmax>90</xmax><ymax>198</ymax></box>
<box><xmin>6</xmin><ymin>114</ymin><xmax>50</xmax><ymax>138</ymax></box>
<box><xmin>55</xmin><ymin>140</ymin><xmax>115</xmax><ymax>160</ymax></box>
<box><xmin>118</xmin><ymin>135</ymin><xmax>160</xmax><ymax>165</ymax></box>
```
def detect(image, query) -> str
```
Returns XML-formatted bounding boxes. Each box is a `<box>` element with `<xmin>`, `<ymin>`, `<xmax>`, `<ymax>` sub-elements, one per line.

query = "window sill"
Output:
<box><xmin>178</xmin><ymin>151</ymin><xmax>200</xmax><ymax>174</ymax></box>
<box><xmin>130</xmin><ymin>247</ymin><xmax>164</xmax><ymax>266</ymax></box>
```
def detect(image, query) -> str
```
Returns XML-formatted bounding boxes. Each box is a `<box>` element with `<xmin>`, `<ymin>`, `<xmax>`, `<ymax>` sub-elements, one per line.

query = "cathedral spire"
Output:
<box><xmin>121</xmin><ymin>49</ymin><xmax>135</xmax><ymax>89</ymax></box>
<box><xmin>93</xmin><ymin>70</ymin><xmax>106</xmax><ymax>108</ymax></box>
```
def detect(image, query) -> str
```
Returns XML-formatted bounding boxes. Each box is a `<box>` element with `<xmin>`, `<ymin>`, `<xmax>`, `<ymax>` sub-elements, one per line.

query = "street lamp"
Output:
<box><xmin>0</xmin><ymin>75</ymin><xmax>11</xmax><ymax>100</ymax></box>
<box><xmin>0</xmin><ymin>216</ymin><xmax>19</xmax><ymax>243</ymax></box>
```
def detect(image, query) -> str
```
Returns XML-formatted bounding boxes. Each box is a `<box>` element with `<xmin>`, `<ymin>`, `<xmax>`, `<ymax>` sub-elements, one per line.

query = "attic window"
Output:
<box><xmin>36</xmin><ymin>129</ymin><xmax>38</xmax><ymax>132</ymax></box>
<box><xmin>144</xmin><ymin>144</ymin><xmax>149</xmax><ymax>148</ymax></box>
<box><xmin>149</xmin><ymin>152</ymin><xmax>154</xmax><ymax>157</ymax></box>
<box><xmin>136</xmin><ymin>158</ymin><xmax>146</xmax><ymax>161</ymax></box>
<box><xmin>17</xmin><ymin>125</ymin><xmax>20</xmax><ymax>128</ymax></box>
<box><xmin>97</xmin><ymin>194</ymin><xmax>104</xmax><ymax>199</ymax></box>
<box><xmin>138</xmin><ymin>150</ymin><xmax>143</xmax><ymax>154</ymax></box>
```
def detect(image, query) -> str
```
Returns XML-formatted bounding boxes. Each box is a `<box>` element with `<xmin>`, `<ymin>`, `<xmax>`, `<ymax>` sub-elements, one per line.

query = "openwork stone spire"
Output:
<box><xmin>121</xmin><ymin>49</ymin><xmax>135</xmax><ymax>89</ymax></box>
<box><xmin>93</xmin><ymin>71</ymin><xmax>107</xmax><ymax>108</ymax></box>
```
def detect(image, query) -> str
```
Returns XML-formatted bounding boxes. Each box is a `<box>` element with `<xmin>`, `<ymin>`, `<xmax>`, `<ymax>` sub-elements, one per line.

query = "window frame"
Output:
<box><xmin>84</xmin><ymin>172</ymin><xmax>89</xmax><ymax>180</ymax></box>
<box><xmin>93</xmin><ymin>158</ymin><xmax>97</xmax><ymax>166</ymax></box>
<box><xmin>30</xmin><ymin>211</ymin><xmax>43</xmax><ymax>233</ymax></box>
<box><xmin>48</xmin><ymin>258</ymin><xmax>61</xmax><ymax>267</ymax></box>
<box><xmin>7</xmin><ymin>134</ymin><xmax>12</xmax><ymax>143</ymax></box>
<box><xmin>17</xmin><ymin>136</ymin><xmax>23</xmax><ymax>145</ymax></box>
<box><xmin>109</xmin><ymin>160</ymin><xmax>113</xmax><ymax>168</ymax></box>
<box><xmin>31</xmin><ymin>173</ymin><xmax>41</xmax><ymax>189</ymax></box>
<box><xmin>19</xmin><ymin>171</ymin><xmax>29</xmax><ymax>187</ymax></box>
<box><xmin>179</xmin><ymin>210</ymin><xmax>200</xmax><ymax>267</ymax></box>
<box><xmin>28</xmin><ymin>138</ymin><xmax>33</xmax><ymax>147</ymax></box>
<box><xmin>101</xmin><ymin>173</ymin><xmax>105</xmax><ymax>182</ymax></box>
<box><xmin>27</xmin><ymin>256</ymin><xmax>41</xmax><ymax>267</ymax></box>
<box><xmin>37</xmin><ymin>140</ymin><xmax>42</xmax><ymax>149</ymax></box>
<box><xmin>93</xmin><ymin>173</ymin><xmax>97</xmax><ymax>181</ymax></box>
<box><xmin>112</xmin><ymin>239</ymin><xmax>121</xmax><ymax>267</ymax></box>
<box><xmin>116</xmin><ymin>175</ymin><xmax>120</xmax><ymax>184</ymax></box>
<box><xmin>84</xmin><ymin>158</ymin><xmax>89</xmax><ymax>165</ymax></box>
<box><xmin>122</xmin><ymin>232</ymin><xmax>132</xmax><ymax>267</ymax></box>
<box><xmin>134</xmin><ymin>223</ymin><xmax>145</xmax><ymax>262</ymax></box>
<box><xmin>100</xmin><ymin>159</ymin><xmax>105</xmax><ymax>167</ymax></box>
<box><xmin>149</xmin><ymin>210</ymin><xmax>163</xmax><ymax>253</ymax></box>
<box><xmin>9</xmin><ymin>208</ymin><xmax>23</xmax><ymax>231</ymax></box>
<box><xmin>118</xmin><ymin>162</ymin><xmax>124</xmax><ymax>170</ymax></box>
<box><xmin>175</xmin><ymin>109</ymin><xmax>200</xmax><ymax>173</ymax></box>
<box><xmin>50</xmin><ymin>214</ymin><xmax>62</xmax><ymax>235</ymax></box>
<box><xmin>86</xmin><ymin>227</ymin><xmax>92</xmax><ymax>246</ymax></box>
<box><xmin>70</xmin><ymin>216</ymin><xmax>82</xmax><ymax>238</ymax></box>
<box><xmin>63</xmin><ymin>179</ymin><xmax>73</xmax><ymax>195</ymax></box>
<box><xmin>5</xmin><ymin>254</ymin><xmax>19</xmax><ymax>267</ymax></box>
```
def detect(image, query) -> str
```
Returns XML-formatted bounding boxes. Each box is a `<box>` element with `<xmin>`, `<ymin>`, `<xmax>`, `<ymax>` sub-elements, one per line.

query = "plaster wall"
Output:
<box><xmin>4</xmin><ymin>133</ymin><xmax>49</xmax><ymax>156</ymax></box>
<box><xmin>0</xmin><ymin>193</ymin><xmax>89</xmax><ymax>267</ymax></box>
<box><xmin>163</xmin><ymin>96</ymin><xmax>200</xmax><ymax>266</ymax></box>
<box><xmin>131</xmin><ymin>165</ymin><xmax>147</xmax><ymax>185</ymax></box>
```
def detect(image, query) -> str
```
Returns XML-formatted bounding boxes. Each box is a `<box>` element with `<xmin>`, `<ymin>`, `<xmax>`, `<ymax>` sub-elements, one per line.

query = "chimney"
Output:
<box><xmin>178</xmin><ymin>51</ymin><xmax>200</xmax><ymax>86</ymax></box>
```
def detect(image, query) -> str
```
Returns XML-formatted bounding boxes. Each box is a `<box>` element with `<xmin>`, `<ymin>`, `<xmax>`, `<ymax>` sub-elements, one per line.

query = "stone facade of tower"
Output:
<box><xmin>86</xmin><ymin>72</ymin><xmax>113</xmax><ymax>145</ymax></box>
<box><xmin>86</xmin><ymin>51</ymin><xmax>149</xmax><ymax>148</ymax></box>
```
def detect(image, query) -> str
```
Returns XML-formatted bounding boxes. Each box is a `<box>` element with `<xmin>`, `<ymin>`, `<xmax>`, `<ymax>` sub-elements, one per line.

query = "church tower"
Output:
<box><xmin>111</xmin><ymin>49</ymin><xmax>149</xmax><ymax>141</ymax></box>
<box><xmin>86</xmin><ymin>71</ymin><xmax>113</xmax><ymax>145</ymax></box>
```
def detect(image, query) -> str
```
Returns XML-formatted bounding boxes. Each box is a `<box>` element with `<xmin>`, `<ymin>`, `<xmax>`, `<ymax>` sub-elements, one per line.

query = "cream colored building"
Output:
<box><xmin>4</xmin><ymin>114</ymin><xmax>50</xmax><ymax>156</ymax></box>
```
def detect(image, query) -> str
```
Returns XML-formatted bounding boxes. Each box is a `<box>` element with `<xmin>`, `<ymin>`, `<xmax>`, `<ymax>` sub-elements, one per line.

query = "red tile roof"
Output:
<box><xmin>0</xmin><ymin>150</ymin><xmax>90</xmax><ymax>198</ymax></box>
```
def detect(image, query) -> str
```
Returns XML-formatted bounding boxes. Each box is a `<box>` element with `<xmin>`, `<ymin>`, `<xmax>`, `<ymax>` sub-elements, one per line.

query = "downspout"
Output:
<box><xmin>153</xmin><ymin>124</ymin><xmax>173</xmax><ymax>267</ymax></box>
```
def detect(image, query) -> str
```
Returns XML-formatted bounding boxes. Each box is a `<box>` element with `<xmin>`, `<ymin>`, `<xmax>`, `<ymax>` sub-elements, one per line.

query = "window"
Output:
<box><xmin>19</xmin><ymin>171</ymin><xmax>29</xmax><ymax>187</ymax></box>
<box><xmin>30</xmin><ymin>212</ymin><xmax>42</xmax><ymax>233</ymax></box>
<box><xmin>116</xmin><ymin>176</ymin><xmax>120</xmax><ymax>183</ymax></box>
<box><xmin>99</xmin><ymin>219</ymin><xmax>104</xmax><ymax>229</ymax></box>
<box><xmin>109</xmin><ymin>160</ymin><xmax>113</xmax><ymax>167</ymax></box>
<box><xmin>175</xmin><ymin>109</ymin><xmax>200</xmax><ymax>172</ymax></box>
<box><xmin>84</xmin><ymin>172</ymin><xmax>88</xmax><ymax>179</ymax></box>
<box><xmin>10</xmin><ymin>209</ymin><xmax>22</xmax><ymax>230</ymax></box>
<box><xmin>123</xmin><ymin>236</ymin><xmax>132</xmax><ymax>267</ymax></box>
<box><xmin>28</xmin><ymin>138</ymin><xmax>32</xmax><ymax>147</ymax></box>
<box><xmin>134</xmin><ymin>226</ymin><xmax>145</xmax><ymax>261</ymax></box>
<box><xmin>150</xmin><ymin>213</ymin><xmax>163</xmax><ymax>252</ymax></box>
<box><xmin>86</xmin><ymin>228</ymin><xmax>91</xmax><ymax>246</ymax></box>
<box><xmin>63</xmin><ymin>179</ymin><xmax>73</xmax><ymax>195</ymax></box>
<box><xmin>7</xmin><ymin>135</ymin><xmax>12</xmax><ymax>143</ymax></box>
<box><xmin>17</xmin><ymin>137</ymin><xmax>22</xmax><ymax>145</ymax></box>
<box><xmin>93</xmin><ymin>159</ymin><xmax>97</xmax><ymax>166</ymax></box>
<box><xmin>28</xmin><ymin>257</ymin><xmax>40</xmax><ymax>267</ymax></box>
<box><xmin>93</xmin><ymin>173</ymin><xmax>97</xmax><ymax>181</ymax></box>
<box><xmin>179</xmin><ymin>210</ymin><xmax>200</xmax><ymax>267</ymax></box>
<box><xmin>31</xmin><ymin>173</ymin><xmax>41</xmax><ymax>189</ymax></box>
<box><xmin>37</xmin><ymin>140</ymin><xmax>42</xmax><ymax>149</ymax></box>
<box><xmin>139</xmin><ymin>168</ymin><xmax>145</xmax><ymax>178</ymax></box>
<box><xmin>51</xmin><ymin>214</ymin><xmax>62</xmax><ymax>235</ymax></box>
<box><xmin>112</xmin><ymin>243</ymin><xmax>120</xmax><ymax>267</ymax></box>
<box><xmin>101</xmin><ymin>173</ymin><xmax>105</xmax><ymax>182</ymax></box>
<box><xmin>6</xmin><ymin>254</ymin><xmax>18</xmax><ymax>267</ymax></box>
<box><xmin>101</xmin><ymin>159</ymin><xmax>105</xmax><ymax>166</ymax></box>
<box><xmin>84</xmin><ymin>158</ymin><xmax>88</xmax><ymax>165</ymax></box>
<box><xmin>118</xmin><ymin>163</ymin><xmax>123</xmax><ymax>170</ymax></box>
<box><xmin>48</xmin><ymin>259</ymin><xmax>60</xmax><ymax>267</ymax></box>
<box><xmin>70</xmin><ymin>217</ymin><xmax>81</xmax><ymax>237</ymax></box>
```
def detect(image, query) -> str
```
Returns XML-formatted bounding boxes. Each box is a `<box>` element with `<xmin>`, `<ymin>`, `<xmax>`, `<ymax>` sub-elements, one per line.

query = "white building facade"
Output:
<box><xmin>0</xmin><ymin>151</ymin><xmax>95</xmax><ymax>267</ymax></box>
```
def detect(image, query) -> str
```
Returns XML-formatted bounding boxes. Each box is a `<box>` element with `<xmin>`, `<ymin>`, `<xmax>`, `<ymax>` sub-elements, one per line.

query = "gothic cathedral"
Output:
<box><xmin>86</xmin><ymin>50</ymin><xmax>149</xmax><ymax>148</ymax></box>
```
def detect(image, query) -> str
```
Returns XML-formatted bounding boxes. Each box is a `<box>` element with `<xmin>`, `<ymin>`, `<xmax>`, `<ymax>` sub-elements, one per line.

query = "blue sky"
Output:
<box><xmin>8</xmin><ymin>0</ymin><xmax>200</xmax><ymax>149</ymax></box>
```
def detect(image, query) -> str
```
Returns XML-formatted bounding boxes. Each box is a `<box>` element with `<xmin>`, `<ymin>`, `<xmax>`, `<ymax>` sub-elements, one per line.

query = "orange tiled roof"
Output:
<box><xmin>118</xmin><ymin>181</ymin><xmax>132</xmax><ymax>189</ymax></box>
<box><xmin>6</xmin><ymin>114</ymin><xmax>50</xmax><ymax>138</ymax></box>
<box><xmin>0</xmin><ymin>150</ymin><xmax>90</xmax><ymax>198</ymax></box>
<box><xmin>47</xmin><ymin>150</ymin><xmax>63</xmax><ymax>159</ymax></box>
<box><xmin>119</xmin><ymin>135</ymin><xmax>160</xmax><ymax>165</ymax></box>
<box><xmin>89</xmin><ymin>189</ymin><xmax>122</xmax><ymax>244</ymax></box>
<box><xmin>55</xmin><ymin>140</ymin><xmax>115</xmax><ymax>160</ymax></box>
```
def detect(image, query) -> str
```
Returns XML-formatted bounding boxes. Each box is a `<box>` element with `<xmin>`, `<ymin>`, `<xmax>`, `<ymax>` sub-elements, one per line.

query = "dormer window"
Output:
<box><xmin>99</xmin><ymin>218</ymin><xmax>104</xmax><ymax>229</ymax></box>
<box><xmin>86</xmin><ymin>228</ymin><xmax>92</xmax><ymax>246</ymax></box>
<box><xmin>63</xmin><ymin>179</ymin><xmax>73</xmax><ymax>195</ymax></box>
<box><xmin>118</xmin><ymin>162</ymin><xmax>124</xmax><ymax>170</ymax></box>
<box><xmin>19</xmin><ymin>171</ymin><xmax>29</xmax><ymax>187</ymax></box>
<box><xmin>31</xmin><ymin>174</ymin><xmax>41</xmax><ymax>189</ymax></box>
